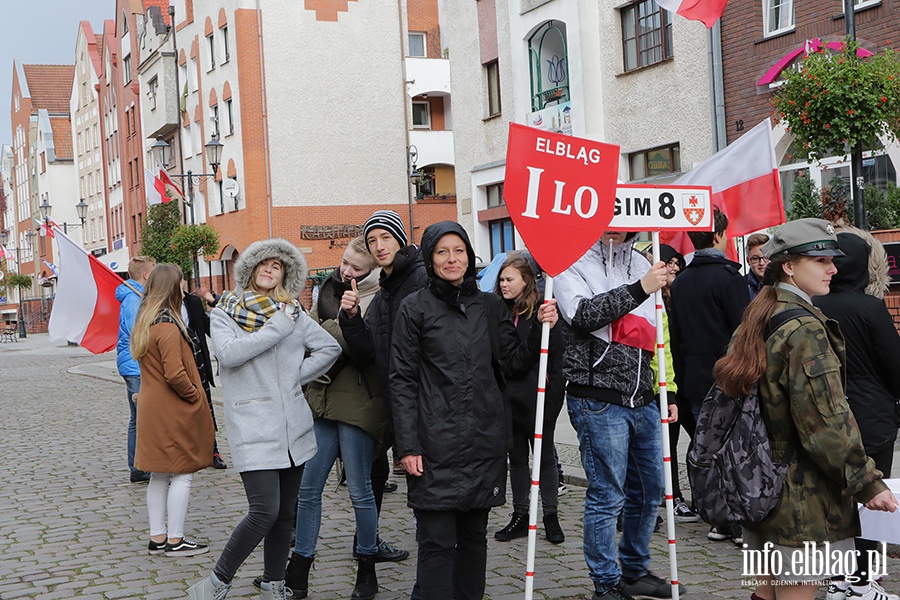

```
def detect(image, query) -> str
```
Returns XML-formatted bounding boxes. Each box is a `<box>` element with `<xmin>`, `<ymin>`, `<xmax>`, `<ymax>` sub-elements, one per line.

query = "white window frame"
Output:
<box><xmin>850</xmin><ymin>0</ymin><xmax>881</xmax><ymax>9</ymax></box>
<box><xmin>763</xmin><ymin>0</ymin><xmax>795</xmax><ymax>37</ymax></box>
<box><xmin>207</xmin><ymin>34</ymin><xmax>216</xmax><ymax>70</ymax></box>
<box><xmin>221</xmin><ymin>25</ymin><xmax>231</xmax><ymax>63</ymax></box>
<box><xmin>411</xmin><ymin>101</ymin><xmax>431</xmax><ymax>129</ymax></box>
<box><xmin>408</xmin><ymin>32</ymin><xmax>426</xmax><ymax>57</ymax></box>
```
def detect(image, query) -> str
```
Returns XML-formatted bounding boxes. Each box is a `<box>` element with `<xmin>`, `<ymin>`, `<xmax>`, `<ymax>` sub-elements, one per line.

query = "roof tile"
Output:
<box><xmin>22</xmin><ymin>65</ymin><xmax>75</xmax><ymax>114</ymax></box>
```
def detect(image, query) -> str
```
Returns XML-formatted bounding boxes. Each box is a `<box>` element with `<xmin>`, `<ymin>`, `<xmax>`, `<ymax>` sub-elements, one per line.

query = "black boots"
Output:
<box><xmin>284</xmin><ymin>552</ymin><xmax>314</xmax><ymax>599</ymax></box>
<box><xmin>494</xmin><ymin>512</ymin><xmax>528</xmax><ymax>541</ymax></box>
<box><xmin>351</xmin><ymin>555</ymin><xmax>378</xmax><ymax>600</ymax></box>
<box><xmin>543</xmin><ymin>513</ymin><xmax>565</xmax><ymax>544</ymax></box>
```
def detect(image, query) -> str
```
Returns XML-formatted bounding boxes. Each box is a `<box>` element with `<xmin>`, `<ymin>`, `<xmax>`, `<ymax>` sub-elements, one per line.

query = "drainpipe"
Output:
<box><xmin>256</xmin><ymin>0</ymin><xmax>274</xmax><ymax>237</ymax></box>
<box><xmin>707</xmin><ymin>21</ymin><xmax>727</xmax><ymax>152</ymax></box>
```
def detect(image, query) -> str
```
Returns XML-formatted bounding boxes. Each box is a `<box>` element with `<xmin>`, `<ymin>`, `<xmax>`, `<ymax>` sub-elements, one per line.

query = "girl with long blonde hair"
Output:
<box><xmin>131</xmin><ymin>263</ymin><xmax>215</xmax><ymax>558</ymax></box>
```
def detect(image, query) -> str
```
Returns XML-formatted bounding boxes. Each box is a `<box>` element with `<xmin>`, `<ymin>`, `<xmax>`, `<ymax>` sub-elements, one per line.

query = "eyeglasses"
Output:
<box><xmin>748</xmin><ymin>256</ymin><xmax>769</xmax><ymax>265</ymax></box>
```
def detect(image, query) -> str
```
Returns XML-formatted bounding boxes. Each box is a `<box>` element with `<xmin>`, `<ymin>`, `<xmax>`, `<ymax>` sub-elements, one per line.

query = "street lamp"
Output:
<box><xmin>150</xmin><ymin>133</ymin><xmax>224</xmax><ymax>288</ymax></box>
<box><xmin>76</xmin><ymin>199</ymin><xmax>88</xmax><ymax>227</ymax></box>
<box><xmin>1</xmin><ymin>228</ymin><xmax>29</xmax><ymax>338</ymax></box>
<box><xmin>405</xmin><ymin>145</ymin><xmax>420</xmax><ymax>244</ymax></box>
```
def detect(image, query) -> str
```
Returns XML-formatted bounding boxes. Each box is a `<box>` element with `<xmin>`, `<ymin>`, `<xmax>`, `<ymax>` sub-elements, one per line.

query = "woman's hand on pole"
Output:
<box><xmin>340</xmin><ymin>278</ymin><xmax>360</xmax><ymax>318</ymax></box>
<box><xmin>667</xmin><ymin>402</ymin><xmax>678</xmax><ymax>423</ymax></box>
<box><xmin>401</xmin><ymin>454</ymin><xmax>423</xmax><ymax>477</ymax></box>
<box><xmin>538</xmin><ymin>298</ymin><xmax>558</xmax><ymax>328</ymax></box>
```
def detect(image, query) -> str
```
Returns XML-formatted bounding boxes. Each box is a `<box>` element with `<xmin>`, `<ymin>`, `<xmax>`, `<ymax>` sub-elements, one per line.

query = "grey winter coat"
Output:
<box><xmin>210</xmin><ymin>238</ymin><xmax>341</xmax><ymax>472</ymax></box>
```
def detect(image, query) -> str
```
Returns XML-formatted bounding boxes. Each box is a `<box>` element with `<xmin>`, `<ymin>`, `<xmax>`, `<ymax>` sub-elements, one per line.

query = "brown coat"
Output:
<box><xmin>134</xmin><ymin>322</ymin><xmax>214</xmax><ymax>474</ymax></box>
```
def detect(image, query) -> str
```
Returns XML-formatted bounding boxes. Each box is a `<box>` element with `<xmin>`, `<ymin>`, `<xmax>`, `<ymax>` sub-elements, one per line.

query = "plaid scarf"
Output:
<box><xmin>217</xmin><ymin>290</ymin><xmax>300</xmax><ymax>332</ymax></box>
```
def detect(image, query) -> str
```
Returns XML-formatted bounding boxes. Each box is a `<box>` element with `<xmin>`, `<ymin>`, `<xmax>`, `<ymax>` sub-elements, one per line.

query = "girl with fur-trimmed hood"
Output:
<box><xmin>189</xmin><ymin>238</ymin><xmax>341</xmax><ymax>600</ymax></box>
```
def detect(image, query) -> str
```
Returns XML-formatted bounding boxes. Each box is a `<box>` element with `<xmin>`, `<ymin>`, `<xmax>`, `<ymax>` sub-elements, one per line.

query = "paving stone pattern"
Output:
<box><xmin>2</xmin><ymin>336</ymin><xmax>899</xmax><ymax>599</ymax></box>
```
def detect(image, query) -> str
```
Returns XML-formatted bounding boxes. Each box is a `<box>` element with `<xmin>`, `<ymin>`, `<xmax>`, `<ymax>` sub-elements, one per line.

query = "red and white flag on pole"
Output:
<box><xmin>655</xmin><ymin>0</ymin><xmax>729</xmax><ymax>28</ymax></box>
<box><xmin>159</xmin><ymin>167</ymin><xmax>184</xmax><ymax>199</ymax></box>
<box><xmin>145</xmin><ymin>168</ymin><xmax>170</xmax><ymax>206</ymax></box>
<box><xmin>675</xmin><ymin>118</ymin><xmax>785</xmax><ymax>237</ymax></box>
<box><xmin>48</xmin><ymin>226</ymin><xmax>123</xmax><ymax>354</ymax></box>
<box><xmin>1</xmin><ymin>244</ymin><xmax>13</xmax><ymax>262</ymax></box>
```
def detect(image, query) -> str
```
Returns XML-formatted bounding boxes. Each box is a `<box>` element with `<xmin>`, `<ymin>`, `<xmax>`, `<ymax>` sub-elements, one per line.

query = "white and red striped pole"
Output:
<box><xmin>652</xmin><ymin>231</ymin><xmax>680</xmax><ymax>600</ymax></box>
<box><xmin>524</xmin><ymin>275</ymin><xmax>554</xmax><ymax>600</ymax></box>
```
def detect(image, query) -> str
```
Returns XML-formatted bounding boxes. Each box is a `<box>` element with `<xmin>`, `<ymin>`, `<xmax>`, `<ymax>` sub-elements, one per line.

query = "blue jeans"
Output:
<box><xmin>567</xmin><ymin>394</ymin><xmax>663</xmax><ymax>594</ymax></box>
<box><xmin>123</xmin><ymin>375</ymin><xmax>140</xmax><ymax>475</ymax></box>
<box><xmin>294</xmin><ymin>419</ymin><xmax>378</xmax><ymax>557</ymax></box>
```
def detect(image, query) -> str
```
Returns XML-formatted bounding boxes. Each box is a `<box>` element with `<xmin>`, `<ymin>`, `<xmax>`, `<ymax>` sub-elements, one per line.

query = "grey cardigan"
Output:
<box><xmin>211</xmin><ymin>308</ymin><xmax>341</xmax><ymax>472</ymax></box>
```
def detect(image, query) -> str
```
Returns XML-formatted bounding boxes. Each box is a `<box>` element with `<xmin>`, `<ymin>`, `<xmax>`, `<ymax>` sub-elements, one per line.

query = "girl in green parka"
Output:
<box><xmin>713</xmin><ymin>219</ymin><xmax>897</xmax><ymax>600</ymax></box>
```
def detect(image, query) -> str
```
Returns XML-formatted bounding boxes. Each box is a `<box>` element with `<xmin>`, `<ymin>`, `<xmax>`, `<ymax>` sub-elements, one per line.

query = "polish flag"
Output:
<box><xmin>145</xmin><ymin>168</ymin><xmax>169</xmax><ymax>205</ymax></box>
<box><xmin>675</xmin><ymin>118</ymin><xmax>785</xmax><ymax>238</ymax></box>
<box><xmin>158</xmin><ymin>167</ymin><xmax>184</xmax><ymax>199</ymax></box>
<box><xmin>1</xmin><ymin>245</ymin><xmax>13</xmax><ymax>262</ymax></box>
<box><xmin>48</xmin><ymin>226</ymin><xmax>124</xmax><ymax>354</ymax></box>
<box><xmin>655</xmin><ymin>0</ymin><xmax>729</xmax><ymax>28</ymax></box>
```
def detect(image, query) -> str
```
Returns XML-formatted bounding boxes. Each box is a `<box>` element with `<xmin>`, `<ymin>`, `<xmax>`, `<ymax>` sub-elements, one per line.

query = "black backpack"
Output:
<box><xmin>687</xmin><ymin>307</ymin><xmax>809</xmax><ymax>527</ymax></box>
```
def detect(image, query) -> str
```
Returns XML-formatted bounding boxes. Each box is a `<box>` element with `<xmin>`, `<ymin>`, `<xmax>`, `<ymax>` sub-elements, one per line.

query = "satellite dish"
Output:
<box><xmin>223</xmin><ymin>178</ymin><xmax>239</xmax><ymax>199</ymax></box>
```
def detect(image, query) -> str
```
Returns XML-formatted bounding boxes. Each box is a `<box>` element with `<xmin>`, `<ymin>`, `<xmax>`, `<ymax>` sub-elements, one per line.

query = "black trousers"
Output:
<box><xmin>213</xmin><ymin>465</ymin><xmax>304</xmax><ymax>584</ymax></box>
<box><xmin>853</xmin><ymin>444</ymin><xmax>894</xmax><ymax>582</ymax></box>
<box><xmin>414</xmin><ymin>507</ymin><xmax>490</xmax><ymax>600</ymax></box>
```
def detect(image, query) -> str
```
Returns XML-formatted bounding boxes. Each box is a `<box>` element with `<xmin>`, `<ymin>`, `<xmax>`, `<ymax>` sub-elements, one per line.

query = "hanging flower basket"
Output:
<box><xmin>772</xmin><ymin>40</ymin><xmax>900</xmax><ymax>161</ymax></box>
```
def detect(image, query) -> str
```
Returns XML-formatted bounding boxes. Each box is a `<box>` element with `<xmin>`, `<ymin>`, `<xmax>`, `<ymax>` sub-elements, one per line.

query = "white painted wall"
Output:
<box><xmin>262</xmin><ymin>0</ymin><xmax>409</xmax><ymax>207</ymax></box>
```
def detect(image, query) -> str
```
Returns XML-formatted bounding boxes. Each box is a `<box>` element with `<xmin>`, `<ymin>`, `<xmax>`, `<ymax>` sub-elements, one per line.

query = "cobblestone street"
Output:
<box><xmin>2</xmin><ymin>335</ymin><xmax>899</xmax><ymax>599</ymax></box>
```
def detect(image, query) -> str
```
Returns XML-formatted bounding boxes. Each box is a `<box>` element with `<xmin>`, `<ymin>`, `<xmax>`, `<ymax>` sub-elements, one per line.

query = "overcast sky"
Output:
<box><xmin>0</xmin><ymin>1</ymin><xmax>113</xmax><ymax>145</ymax></box>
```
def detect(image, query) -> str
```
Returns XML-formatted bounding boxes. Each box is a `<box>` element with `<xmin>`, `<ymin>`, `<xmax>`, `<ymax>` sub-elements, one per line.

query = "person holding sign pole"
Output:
<box><xmin>389</xmin><ymin>221</ymin><xmax>558</xmax><ymax>600</ymax></box>
<box><xmin>492</xmin><ymin>253</ymin><xmax>566</xmax><ymax>544</ymax></box>
<box><xmin>555</xmin><ymin>230</ymin><xmax>681</xmax><ymax>600</ymax></box>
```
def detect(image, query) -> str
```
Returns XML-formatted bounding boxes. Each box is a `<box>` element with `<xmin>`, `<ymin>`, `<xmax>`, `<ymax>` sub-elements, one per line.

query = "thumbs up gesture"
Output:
<box><xmin>340</xmin><ymin>278</ymin><xmax>361</xmax><ymax>318</ymax></box>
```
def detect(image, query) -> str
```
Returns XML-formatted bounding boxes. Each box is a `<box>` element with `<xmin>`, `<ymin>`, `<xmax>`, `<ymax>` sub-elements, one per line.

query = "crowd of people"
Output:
<box><xmin>114</xmin><ymin>208</ymin><xmax>900</xmax><ymax>600</ymax></box>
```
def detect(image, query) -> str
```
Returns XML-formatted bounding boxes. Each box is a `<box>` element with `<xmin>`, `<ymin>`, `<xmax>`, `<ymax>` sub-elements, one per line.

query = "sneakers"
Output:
<box><xmin>707</xmin><ymin>525</ymin><xmax>743</xmax><ymax>546</ymax></box>
<box><xmin>188</xmin><ymin>574</ymin><xmax>231</xmax><ymax>600</ymax></box>
<box><xmin>672</xmin><ymin>498</ymin><xmax>699</xmax><ymax>523</ymax></box>
<box><xmin>374</xmin><ymin>537</ymin><xmax>410</xmax><ymax>562</ymax></box>
<box><xmin>558</xmin><ymin>483</ymin><xmax>569</xmax><ymax>496</ymax></box>
<box><xmin>383</xmin><ymin>481</ymin><xmax>399</xmax><ymax>493</ymax></box>
<box><xmin>495</xmin><ymin>512</ymin><xmax>528</xmax><ymax>541</ymax></box>
<box><xmin>392</xmin><ymin>461</ymin><xmax>407</xmax><ymax>475</ymax></box>
<box><xmin>845</xmin><ymin>582</ymin><xmax>900</xmax><ymax>600</ymax></box>
<box><xmin>212</xmin><ymin>453</ymin><xmax>228</xmax><ymax>469</ymax></box>
<box><xmin>543</xmin><ymin>513</ymin><xmax>565</xmax><ymax>544</ymax></box>
<box><xmin>828</xmin><ymin>581</ymin><xmax>851</xmax><ymax>600</ymax></box>
<box><xmin>165</xmin><ymin>537</ymin><xmax>209</xmax><ymax>557</ymax></box>
<box><xmin>147</xmin><ymin>539</ymin><xmax>167</xmax><ymax>555</ymax></box>
<box><xmin>130</xmin><ymin>470</ymin><xmax>151</xmax><ymax>483</ymax></box>
<box><xmin>621</xmin><ymin>571</ymin><xmax>684</xmax><ymax>599</ymax></box>
<box><xmin>259</xmin><ymin>579</ymin><xmax>288</xmax><ymax>600</ymax></box>
<box><xmin>592</xmin><ymin>586</ymin><xmax>636</xmax><ymax>600</ymax></box>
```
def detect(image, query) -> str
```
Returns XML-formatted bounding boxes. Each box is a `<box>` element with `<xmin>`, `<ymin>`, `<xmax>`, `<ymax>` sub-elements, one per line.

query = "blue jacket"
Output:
<box><xmin>116</xmin><ymin>280</ymin><xmax>144</xmax><ymax>376</ymax></box>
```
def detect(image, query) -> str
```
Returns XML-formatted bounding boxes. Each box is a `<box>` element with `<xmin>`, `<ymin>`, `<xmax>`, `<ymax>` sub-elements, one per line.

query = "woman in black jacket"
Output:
<box><xmin>813</xmin><ymin>228</ymin><xmax>900</xmax><ymax>600</ymax></box>
<box><xmin>390</xmin><ymin>221</ymin><xmax>557</xmax><ymax>600</ymax></box>
<box><xmin>492</xmin><ymin>253</ymin><xmax>565</xmax><ymax>544</ymax></box>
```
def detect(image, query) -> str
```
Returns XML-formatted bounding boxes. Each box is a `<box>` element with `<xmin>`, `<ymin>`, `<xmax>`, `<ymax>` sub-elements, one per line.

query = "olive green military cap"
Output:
<box><xmin>761</xmin><ymin>218</ymin><xmax>845</xmax><ymax>259</ymax></box>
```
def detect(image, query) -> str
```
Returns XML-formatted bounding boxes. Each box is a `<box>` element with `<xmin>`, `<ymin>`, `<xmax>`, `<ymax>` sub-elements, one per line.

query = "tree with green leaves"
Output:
<box><xmin>141</xmin><ymin>201</ymin><xmax>185</xmax><ymax>270</ymax></box>
<box><xmin>5</xmin><ymin>272</ymin><xmax>33</xmax><ymax>296</ymax></box>
<box><xmin>787</xmin><ymin>173</ymin><xmax>821</xmax><ymax>221</ymax></box>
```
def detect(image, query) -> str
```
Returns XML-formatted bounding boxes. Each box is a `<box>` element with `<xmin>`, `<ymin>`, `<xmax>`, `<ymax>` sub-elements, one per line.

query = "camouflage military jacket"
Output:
<box><xmin>749</xmin><ymin>287</ymin><xmax>887</xmax><ymax>546</ymax></box>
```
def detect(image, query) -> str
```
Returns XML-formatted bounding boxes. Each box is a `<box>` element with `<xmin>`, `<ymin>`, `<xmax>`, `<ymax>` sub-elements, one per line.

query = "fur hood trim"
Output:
<box><xmin>233</xmin><ymin>238</ymin><xmax>309</xmax><ymax>297</ymax></box>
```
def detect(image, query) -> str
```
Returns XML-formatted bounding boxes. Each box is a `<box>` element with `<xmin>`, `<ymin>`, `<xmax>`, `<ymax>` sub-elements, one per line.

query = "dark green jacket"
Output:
<box><xmin>749</xmin><ymin>287</ymin><xmax>887</xmax><ymax>546</ymax></box>
<box><xmin>306</xmin><ymin>271</ymin><xmax>387</xmax><ymax>443</ymax></box>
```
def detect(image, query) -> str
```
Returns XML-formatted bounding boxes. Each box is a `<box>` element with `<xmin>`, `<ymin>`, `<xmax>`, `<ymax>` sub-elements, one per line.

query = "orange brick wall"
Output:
<box><xmin>721</xmin><ymin>1</ymin><xmax>898</xmax><ymax>145</ymax></box>
<box><xmin>408</xmin><ymin>0</ymin><xmax>441</xmax><ymax>58</ymax></box>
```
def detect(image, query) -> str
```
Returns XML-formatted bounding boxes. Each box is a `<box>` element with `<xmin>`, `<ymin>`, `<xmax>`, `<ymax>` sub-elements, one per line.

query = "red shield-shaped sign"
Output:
<box><xmin>682</xmin><ymin>193</ymin><xmax>706</xmax><ymax>226</ymax></box>
<box><xmin>504</xmin><ymin>123</ymin><xmax>620</xmax><ymax>277</ymax></box>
